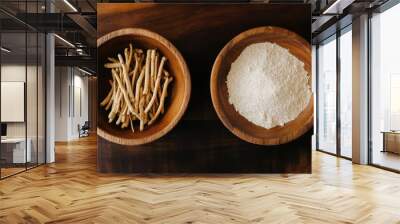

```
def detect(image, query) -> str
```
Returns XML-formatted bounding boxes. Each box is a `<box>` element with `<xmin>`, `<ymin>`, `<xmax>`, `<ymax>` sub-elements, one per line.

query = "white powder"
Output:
<box><xmin>226</xmin><ymin>42</ymin><xmax>311</xmax><ymax>129</ymax></box>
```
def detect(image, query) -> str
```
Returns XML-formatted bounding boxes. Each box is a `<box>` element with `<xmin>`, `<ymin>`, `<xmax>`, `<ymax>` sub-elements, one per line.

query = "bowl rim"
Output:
<box><xmin>210</xmin><ymin>26</ymin><xmax>313</xmax><ymax>146</ymax></box>
<box><xmin>97</xmin><ymin>28</ymin><xmax>191</xmax><ymax>146</ymax></box>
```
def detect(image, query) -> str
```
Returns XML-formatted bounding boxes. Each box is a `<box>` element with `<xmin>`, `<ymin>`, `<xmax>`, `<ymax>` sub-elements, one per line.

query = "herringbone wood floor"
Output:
<box><xmin>1</xmin><ymin>135</ymin><xmax>400</xmax><ymax>224</ymax></box>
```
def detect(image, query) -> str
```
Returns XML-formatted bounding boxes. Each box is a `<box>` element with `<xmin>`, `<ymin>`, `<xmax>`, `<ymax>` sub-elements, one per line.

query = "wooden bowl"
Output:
<box><xmin>97</xmin><ymin>28</ymin><xmax>191</xmax><ymax>145</ymax></box>
<box><xmin>210</xmin><ymin>26</ymin><xmax>313</xmax><ymax>145</ymax></box>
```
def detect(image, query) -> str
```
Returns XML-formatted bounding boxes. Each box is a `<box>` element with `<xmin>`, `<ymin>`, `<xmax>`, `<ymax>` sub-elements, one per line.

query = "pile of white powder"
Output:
<box><xmin>226</xmin><ymin>42</ymin><xmax>311</xmax><ymax>129</ymax></box>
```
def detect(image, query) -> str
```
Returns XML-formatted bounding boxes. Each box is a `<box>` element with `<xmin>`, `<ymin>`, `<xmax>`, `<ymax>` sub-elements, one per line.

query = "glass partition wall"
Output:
<box><xmin>0</xmin><ymin>31</ymin><xmax>27</xmax><ymax>177</ymax></box>
<box><xmin>316</xmin><ymin>26</ymin><xmax>352</xmax><ymax>159</ymax></box>
<box><xmin>0</xmin><ymin>2</ymin><xmax>46</xmax><ymax>179</ymax></box>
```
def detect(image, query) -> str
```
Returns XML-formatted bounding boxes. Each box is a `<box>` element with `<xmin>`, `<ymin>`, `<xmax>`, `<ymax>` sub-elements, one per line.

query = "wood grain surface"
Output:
<box><xmin>97</xmin><ymin>3</ymin><xmax>312</xmax><ymax>173</ymax></box>
<box><xmin>211</xmin><ymin>26</ymin><xmax>313</xmax><ymax>145</ymax></box>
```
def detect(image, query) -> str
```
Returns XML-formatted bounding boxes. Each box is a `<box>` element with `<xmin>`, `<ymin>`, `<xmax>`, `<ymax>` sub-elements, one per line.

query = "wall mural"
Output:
<box><xmin>97</xmin><ymin>3</ymin><xmax>313</xmax><ymax>173</ymax></box>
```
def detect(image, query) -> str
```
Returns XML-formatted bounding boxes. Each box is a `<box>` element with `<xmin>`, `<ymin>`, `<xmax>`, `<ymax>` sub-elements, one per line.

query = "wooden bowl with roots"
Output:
<box><xmin>97</xmin><ymin>28</ymin><xmax>191</xmax><ymax>145</ymax></box>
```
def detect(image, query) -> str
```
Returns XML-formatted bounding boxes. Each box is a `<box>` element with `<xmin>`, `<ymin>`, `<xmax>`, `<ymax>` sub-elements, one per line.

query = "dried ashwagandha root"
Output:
<box><xmin>100</xmin><ymin>44</ymin><xmax>173</xmax><ymax>133</ymax></box>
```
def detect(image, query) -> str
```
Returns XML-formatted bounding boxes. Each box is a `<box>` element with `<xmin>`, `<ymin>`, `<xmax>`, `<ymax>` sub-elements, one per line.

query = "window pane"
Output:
<box><xmin>318</xmin><ymin>36</ymin><xmax>337</xmax><ymax>154</ymax></box>
<box><xmin>371</xmin><ymin>3</ymin><xmax>400</xmax><ymax>171</ymax></box>
<box><xmin>340</xmin><ymin>28</ymin><xmax>352</xmax><ymax>158</ymax></box>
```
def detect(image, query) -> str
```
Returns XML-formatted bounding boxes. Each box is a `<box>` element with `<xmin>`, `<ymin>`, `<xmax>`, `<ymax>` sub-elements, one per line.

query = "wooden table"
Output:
<box><xmin>97</xmin><ymin>3</ymin><xmax>312</xmax><ymax>173</ymax></box>
<box><xmin>382</xmin><ymin>131</ymin><xmax>400</xmax><ymax>154</ymax></box>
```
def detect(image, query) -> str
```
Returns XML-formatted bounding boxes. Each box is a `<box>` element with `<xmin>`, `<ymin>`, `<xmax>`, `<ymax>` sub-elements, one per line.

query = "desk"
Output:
<box><xmin>382</xmin><ymin>131</ymin><xmax>400</xmax><ymax>154</ymax></box>
<box><xmin>1</xmin><ymin>138</ymin><xmax>31</xmax><ymax>163</ymax></box>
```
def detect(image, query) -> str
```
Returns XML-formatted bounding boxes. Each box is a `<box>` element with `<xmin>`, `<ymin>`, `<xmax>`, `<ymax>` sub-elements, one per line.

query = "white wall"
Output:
<box><xmin>72</xmin><ymin>73</ymin><xmax>89</xmax><ymax>138</ymax></box>
<box><xmin>1</xmin><ymin>65</ymin><xmax>35</xmax><ymax>138</ymax></box>
<box><xmin>55</xmin><ymin>66</ymin><xmax>69</xmax><ymax>141</ymax></box>
<box><xmin>1</xmin><ymin>65</ymin><xmax>26</xmax><ymax>140</ymax></box>
<box><xmin>54</xmin><ymin>66</ymin><xmax>89</xmax><ymax>141</ymax></box>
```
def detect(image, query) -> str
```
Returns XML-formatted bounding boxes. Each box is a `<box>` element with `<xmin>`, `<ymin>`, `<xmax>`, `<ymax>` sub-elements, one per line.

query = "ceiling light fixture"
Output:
<box><xmin>63</xmin><ymin>0</ymin><xmax>78</xmax><ymax>12</ymax></box>
<box><xmin>76</xmin><ymin>48</ymin><xmax>87</xmax><ymax>56</ymax></box>
<box><xmin>1</xmin><ymin>47</ymin><xmax>11</xmax><ymax>53</ymax></box>
<box><xmin>54</xmin><ymin>33</ymin><xmax>75</xmax><ymax>48</ymax></box>
<box><xmin>322</xmin><ymin>0</ymin><xmax>354</xmax><ymax>15</ymax></box>
<box><xmin>77</xmin><ymin>67</ymin><xmax>93</xmax><ymax>76</ymax></box>
<box><xmin>323</xmin><ymin>0</ymin><xmax>342</xmax><ymax>14</ymax></box>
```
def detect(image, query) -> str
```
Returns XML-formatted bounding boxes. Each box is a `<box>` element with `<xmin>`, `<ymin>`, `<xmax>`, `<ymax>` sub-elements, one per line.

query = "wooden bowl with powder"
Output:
<box><xmin>210</xmin><ymin>26</ymin><xmax>313</xmax><ymax>145</ymax></box>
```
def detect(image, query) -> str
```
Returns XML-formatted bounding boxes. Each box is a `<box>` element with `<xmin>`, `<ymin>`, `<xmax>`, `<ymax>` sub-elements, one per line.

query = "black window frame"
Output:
<box><xmin>315</xmin><ymin>23</ymin><xmax>353</xmax><ymax>161</ymax></box>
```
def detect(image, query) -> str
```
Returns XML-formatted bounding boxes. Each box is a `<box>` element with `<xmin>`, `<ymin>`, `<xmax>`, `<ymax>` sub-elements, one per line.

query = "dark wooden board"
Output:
<box><xmin>97</xmin><ymin>3</ymin><xmax>312</xmax><ymax>173</ymax></box>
